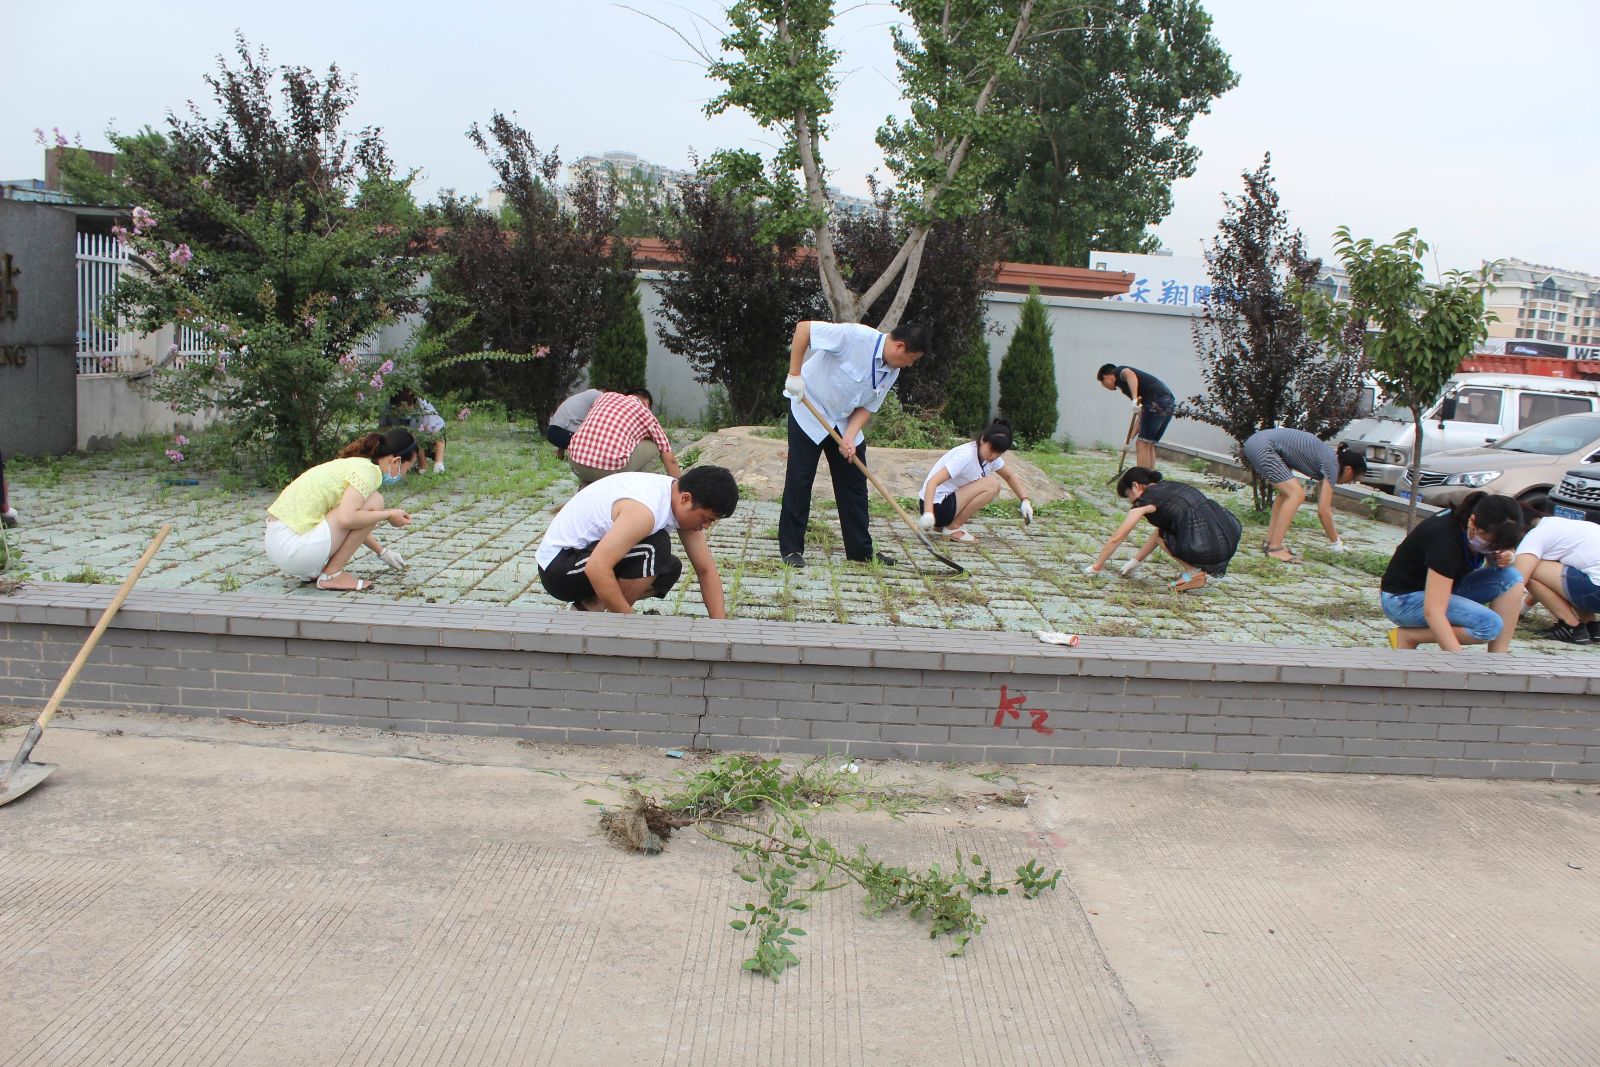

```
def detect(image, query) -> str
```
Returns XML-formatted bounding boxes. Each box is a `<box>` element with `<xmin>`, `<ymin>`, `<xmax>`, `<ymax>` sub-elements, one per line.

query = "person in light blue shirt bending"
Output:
<box><xmin>778</xmin><ymin>320</ymin><xmax>929</xmax><ymax>568</ymax></box>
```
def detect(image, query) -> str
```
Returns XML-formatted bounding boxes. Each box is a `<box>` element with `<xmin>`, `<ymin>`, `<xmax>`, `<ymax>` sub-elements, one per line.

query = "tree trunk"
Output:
<box><xmin>1405</xmin><ymin>406</ymin><xmax>1423</xmax><ymax>531</ymax></box>
<box><xmin>1251</xmin><ymin>475</ymin><xmax>1272</xmax><ymax>514</ymax></box>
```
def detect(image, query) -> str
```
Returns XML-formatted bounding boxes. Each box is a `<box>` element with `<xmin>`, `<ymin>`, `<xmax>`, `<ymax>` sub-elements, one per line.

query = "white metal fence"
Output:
<box><xmin>75</xmin><ymin>232</ymin><xmax>137</xmax><ymax>374</ymax></box>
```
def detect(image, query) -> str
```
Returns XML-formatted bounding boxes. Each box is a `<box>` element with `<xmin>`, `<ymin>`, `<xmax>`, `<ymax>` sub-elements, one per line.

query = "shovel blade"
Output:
<box><xmin>0</xmin><ymin>760</ymin><xmax>56</xmax><ymax>807</ymax></box>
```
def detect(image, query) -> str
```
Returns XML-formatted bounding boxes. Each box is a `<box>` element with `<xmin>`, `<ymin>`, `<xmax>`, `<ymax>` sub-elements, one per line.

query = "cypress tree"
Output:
<box><xmin>944</xmin><ymin>336</ymin><xmax>993</xmax><ymax>434</ymax></box>
<box><xmin>997</xmin><ymin>289</ymin><xmax>1058</xmax><ymax>443</ymax></box>
<box><xmin>589</xmin><ymin>272</ymin><xmax>650</xmax><ymax>393</ymax></box>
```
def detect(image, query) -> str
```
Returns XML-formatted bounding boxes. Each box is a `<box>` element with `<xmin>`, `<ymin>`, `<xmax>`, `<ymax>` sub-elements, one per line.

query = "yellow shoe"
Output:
<box><xmin>1385</xmin><ymin>627</ymin><xmax>1399</xmax><ymax>649</ymax></box>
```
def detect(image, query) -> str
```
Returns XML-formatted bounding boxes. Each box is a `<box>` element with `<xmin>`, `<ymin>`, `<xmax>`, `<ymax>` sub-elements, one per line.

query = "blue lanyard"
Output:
<box><xmin>870</xmin><ymin>334</ymin><xmax>886</xmax><ymax>390</ymax></box>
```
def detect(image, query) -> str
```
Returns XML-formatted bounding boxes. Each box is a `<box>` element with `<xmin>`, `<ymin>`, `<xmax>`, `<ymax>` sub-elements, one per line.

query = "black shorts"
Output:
<box><xmin>545</xmin><ymin>425</ymin><xmax>574</xmax><ymax>451</ymax></box>
<box><xmin>918</xmin><ymin>495</ymin><xmax>958</xmax><ymax>529</ymax></box>
<box><xmin>538</xmin><ymin>529</ymin><xmax>683</xmax><ymax>603</ymax></box>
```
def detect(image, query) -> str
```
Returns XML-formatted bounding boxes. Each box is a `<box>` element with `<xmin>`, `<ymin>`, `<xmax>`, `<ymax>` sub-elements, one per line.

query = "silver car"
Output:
<box><xmin>1394</xmin><ymin>412</ymin><xmax>1600</xmax><ymax>513</ymax></box>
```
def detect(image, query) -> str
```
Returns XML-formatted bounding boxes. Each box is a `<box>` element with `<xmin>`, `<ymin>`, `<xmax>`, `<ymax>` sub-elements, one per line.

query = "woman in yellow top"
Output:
<box><xmin>264</xmin><ymin>429</ymin><xmax>417</xmax><ymax>591</ymax></box>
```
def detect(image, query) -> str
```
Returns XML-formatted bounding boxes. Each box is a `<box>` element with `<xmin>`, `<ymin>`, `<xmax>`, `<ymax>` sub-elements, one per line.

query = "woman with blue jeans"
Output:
<box><xmin>1379</xmin><ymin>492</ymin><xmax>1528</xmax><ymax>652</ymax></box>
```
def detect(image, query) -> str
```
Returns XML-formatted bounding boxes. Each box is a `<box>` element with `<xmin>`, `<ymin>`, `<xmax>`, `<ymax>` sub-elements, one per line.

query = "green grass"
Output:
<box><xmin>60</xmin><ymin>565</ymin><xmax>118</xmax><ymax>585</ymax></box>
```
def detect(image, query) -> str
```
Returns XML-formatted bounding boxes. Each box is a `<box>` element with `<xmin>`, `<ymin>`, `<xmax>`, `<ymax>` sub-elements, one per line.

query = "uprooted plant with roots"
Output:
<box><xmin>593</xmin><ymin>754</ymin><xmax>1061</xmax><ymax>980</ymax></box>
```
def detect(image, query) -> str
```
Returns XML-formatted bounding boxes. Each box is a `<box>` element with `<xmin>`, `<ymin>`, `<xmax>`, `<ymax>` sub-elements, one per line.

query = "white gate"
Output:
<box><xmin>75</xmin><ymin>233</ymin><xmax>136</xmax><ymax>374</ymax></box>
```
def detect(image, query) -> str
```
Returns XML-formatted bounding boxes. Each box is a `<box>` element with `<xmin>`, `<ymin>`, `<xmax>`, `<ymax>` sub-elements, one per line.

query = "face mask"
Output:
<box><xmin>382</xmin><ymin>459</ymin><xmax>406</xmax><ymax>486</ymax></box>
<box><xmin>1467</xmin><ymin>534</ymin><xmax>1493</xmax><ymax>554</ymax></box>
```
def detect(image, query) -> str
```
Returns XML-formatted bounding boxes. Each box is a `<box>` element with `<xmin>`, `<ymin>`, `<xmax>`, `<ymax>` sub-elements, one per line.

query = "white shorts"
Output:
<box><xmin>264</xmin><ymin>518</ymin><xmax>333</xmax><ymax>580</ymax></box>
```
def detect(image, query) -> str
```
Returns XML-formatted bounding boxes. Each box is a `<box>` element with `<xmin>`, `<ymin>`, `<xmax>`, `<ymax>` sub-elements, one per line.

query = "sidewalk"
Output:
<box><xmin>2</xmin><ymin>709</ymin><xmax>1595</xmax><ymax>1065</ymax></box>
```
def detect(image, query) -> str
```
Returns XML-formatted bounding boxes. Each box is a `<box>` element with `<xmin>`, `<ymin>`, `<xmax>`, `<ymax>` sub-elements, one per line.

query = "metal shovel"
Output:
<box><xmin>796</xmin><ymin>395</ymin><xmax>964</xmax><ymax>576</ymax></box>
<box><xmin>0</xmin><ymin>524</ymin><xmax>171</xmax><ymax>807</ymax></box>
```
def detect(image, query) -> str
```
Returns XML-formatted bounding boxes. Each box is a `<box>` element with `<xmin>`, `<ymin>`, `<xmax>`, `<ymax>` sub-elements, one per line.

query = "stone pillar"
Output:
<box><xmin>0</xmin><ymin>199</ymin><xmax>77</xmax><ymax>457</ymax></box>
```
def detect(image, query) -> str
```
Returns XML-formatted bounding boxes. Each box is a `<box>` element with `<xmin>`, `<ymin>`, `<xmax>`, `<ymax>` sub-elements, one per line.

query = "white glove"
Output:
<box><xmin>918</xmin><ymin>512</ymin><xmax>935</xmax><ymax>531</ymax></box>
<box><xmin>1083</xmin><ymin>563</ymin><xmax>1103</xmax><ymax>577</ymax></box>
<box><xmin>1019</xmin><ymin>498</ymin><xmax>1034</xmax><ymax>525</ymax></box>
<box><xmin>784</xmin><ymin>374</ymin><xmax>806</xmax><ymax>400</ymax></box>
<box><xmin>378</xmin><ymin>548</ymin><xmax>408</xmax><ymax>572</ymax></box>
<box><xmin>1120</xmin><ymin>557</ymin><xmax>1142</xmax><ymax>577</ymax></box>
<box><xmin>1329</xmin><ymin>538</ymin><xmax>1347</xmax><ymax>553</ymax></box>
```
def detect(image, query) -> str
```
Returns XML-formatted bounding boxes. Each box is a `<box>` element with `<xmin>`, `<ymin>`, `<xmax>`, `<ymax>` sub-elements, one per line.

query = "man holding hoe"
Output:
<box><xmin>778</xmin><ymin>320</ymin><xmax>930</xmax><ymax>568</ymax></box>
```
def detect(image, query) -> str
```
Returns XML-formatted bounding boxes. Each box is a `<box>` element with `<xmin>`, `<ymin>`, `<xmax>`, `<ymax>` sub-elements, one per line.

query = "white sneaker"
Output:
<box><xmin>1</xmin><ymin>507</ymin><xmax>16</xmax><ymax>529</ymax></box>
<box><xmin>433</xmin><ymin>462</ymin><xmax>445</xmax><ymax>474</ymax></box>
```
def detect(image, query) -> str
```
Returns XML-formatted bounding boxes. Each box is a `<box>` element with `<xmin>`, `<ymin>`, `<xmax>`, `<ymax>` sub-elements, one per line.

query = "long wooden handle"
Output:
<box><xmin>797</xmin><ymin>395</ymin><xmax>924</xmax><ymax>535</ymax></box>
<box><xmin>33</xmin><ymin>524</ymin><xmax>171</xmax><ymax>733</ymax></box>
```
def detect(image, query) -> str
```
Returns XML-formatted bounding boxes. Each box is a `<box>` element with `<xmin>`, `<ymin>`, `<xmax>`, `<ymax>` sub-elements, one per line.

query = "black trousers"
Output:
<box><xmin>778</xmin><ymin>412</ymin><xmax>873</xmax><ymax>561</ymax></box>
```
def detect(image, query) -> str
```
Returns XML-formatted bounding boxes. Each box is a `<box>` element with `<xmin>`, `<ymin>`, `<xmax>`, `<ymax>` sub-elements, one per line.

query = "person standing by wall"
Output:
<box><xmin>1378</xmin><ymin>492</ymin><xmax>1527</xmax><ymax>651</ymax></box>
<box><xmin>1097</xmin><ymin>363</ymin><xmax>1176</xmax><ymax>471</ymax></box>
<box><xmin>1241</xmin><ymin>427</ymin><xmax>1368</xmax><ymax>563</ymax></box>
<box><xmin>565</xmin><ymin>389</ymin><xmax>681</xmax><ymax>486</ymax></box>
<box><xmin>779</xmin><ymin>320</ymin><xmax>930</xmax><ymax>568</ymax></box>
<box><xmin>0</xmin><ymin>450</ymin><xmax>15</xmax><ymax>528</ymax></box>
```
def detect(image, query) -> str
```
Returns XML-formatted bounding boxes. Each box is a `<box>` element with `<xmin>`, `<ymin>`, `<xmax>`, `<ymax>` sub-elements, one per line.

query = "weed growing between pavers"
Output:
<box><xmin>13</xmin><ymin>421</ymin><xmax>1595</xmax><ymax>655</ymax></box>
<box><xmin>594</xmin><ymin>755</ymin><xmax>1061</xmax><ymax>980</ymax></box>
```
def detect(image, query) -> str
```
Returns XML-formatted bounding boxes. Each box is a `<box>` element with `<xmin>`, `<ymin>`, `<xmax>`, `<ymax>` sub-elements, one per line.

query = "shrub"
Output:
<box><xmin>943</xmin><ymin>336</ymin><xmax>993</xmax><ymax>434</ymax></box>
<box><xmin>590</xmin><ymin>271</ymin><xmax>650</xmax><ymax>393</ymax></box>
<box><xmin>869</xmin><ymin>392</ymin><xmax>956</xmax><ymax>450</ymax></box>
<box><xmin>997</xmin><ymin>289</ymin><xmax>1058</xmax><ymax>444</ymax></box>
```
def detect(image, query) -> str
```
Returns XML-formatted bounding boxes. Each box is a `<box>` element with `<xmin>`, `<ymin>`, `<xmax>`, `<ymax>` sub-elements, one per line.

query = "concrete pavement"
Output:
<box><xmin>1</xmin><ymin>708</ymin><xmax>1596</xmax><ymax>1066</ymax></box>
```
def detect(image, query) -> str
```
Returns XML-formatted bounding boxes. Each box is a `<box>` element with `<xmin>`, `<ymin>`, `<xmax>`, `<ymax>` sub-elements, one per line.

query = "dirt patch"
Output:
<box><xmin>691</xmin><ymin>426</ymin><xmax>1072</xmax><ymax>504</ymax></box>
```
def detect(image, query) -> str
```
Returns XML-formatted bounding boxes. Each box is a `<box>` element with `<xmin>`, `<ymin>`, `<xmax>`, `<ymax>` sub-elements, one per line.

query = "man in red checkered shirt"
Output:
<box><xmin>565</xmin><ymin>389</ymin><xmax>682</xmax><ymax>485</ymax></box>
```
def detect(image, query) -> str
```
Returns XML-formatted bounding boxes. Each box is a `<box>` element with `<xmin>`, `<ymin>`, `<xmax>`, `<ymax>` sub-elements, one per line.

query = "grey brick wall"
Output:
<box><xmin>2</xmin><ymin>584</ymin><xmax>1597</xmax><ymax>781</ymax></box>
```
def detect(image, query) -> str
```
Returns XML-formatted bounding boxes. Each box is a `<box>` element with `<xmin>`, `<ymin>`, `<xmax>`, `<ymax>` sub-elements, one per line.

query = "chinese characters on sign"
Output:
<box><xmin>1120</xmin><ymin>277</ymin><xmax>1216</xmax><ymax>306</ymax></box>
<box><xmin>994</xmin><ymin>685</ymin><xmax>1055</xmax><ymax>736</ymax></box>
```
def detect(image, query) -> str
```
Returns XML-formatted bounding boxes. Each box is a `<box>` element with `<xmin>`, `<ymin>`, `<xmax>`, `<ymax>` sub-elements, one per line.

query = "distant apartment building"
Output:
<box><xmin>566</xmin><ymin>150</ymin><xmax>689</xmax><ymax>196</ymax></box>
<box><xmin>565</xmin><ymin>149</ymin><xmax>876</xmax><ymax>217</ymax></box>
<box><xmin>1484</xmin><ymin>258</ymin><xmax>1600</xmax><ymax>347</ymax></box>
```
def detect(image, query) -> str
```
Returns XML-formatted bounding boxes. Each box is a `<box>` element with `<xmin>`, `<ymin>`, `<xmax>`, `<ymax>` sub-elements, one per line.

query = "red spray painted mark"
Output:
<box><xmin>994</xmin><ymin>685</ymin><xmax>1054</xmax><ymax>735</ymax></box>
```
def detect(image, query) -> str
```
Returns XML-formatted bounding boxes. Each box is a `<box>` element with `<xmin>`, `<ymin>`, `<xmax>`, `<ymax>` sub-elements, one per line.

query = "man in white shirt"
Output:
<box><xmin>536</xmin><ymin>466</ymin><xmax>739</xmax><ymax>616</ymax></box>
<box><xmin>778</xmin><ymin>320</ymin><xmax>930</xmax><ymax>567</ymax></box>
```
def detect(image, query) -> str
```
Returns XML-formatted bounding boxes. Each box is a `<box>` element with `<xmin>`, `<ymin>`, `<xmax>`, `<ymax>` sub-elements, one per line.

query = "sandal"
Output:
<box><xmin>1170</xmin><ymin>571</ymin><xmax>1208</xmax><ymax>592</ymax></box>
<box><xmin>1261</xmin><ymin>544</ymin><xmax>1302</xmax><ymax>564</ymax></box>
<box><xmin>315</xmin><ymin>570</ymin><xmax>371</xmax><ymax>592</ymax></box>
<box><xmin>946</xmin><ymin>529</ymin><xmax>978</xmax><ymax>544</ymax></box>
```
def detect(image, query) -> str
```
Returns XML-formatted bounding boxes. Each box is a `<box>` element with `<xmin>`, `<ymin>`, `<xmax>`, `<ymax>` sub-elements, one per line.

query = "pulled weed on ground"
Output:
<box><xmin>594</xmin><ymin>755</ymin><xmax>1059</xmax><ymax>979</ymax></box>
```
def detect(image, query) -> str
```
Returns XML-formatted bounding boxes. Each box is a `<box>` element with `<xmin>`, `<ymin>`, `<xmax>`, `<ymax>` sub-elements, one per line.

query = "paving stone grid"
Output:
<box><xmin>4</xmin><ymin>419</ymin><xmax>1592</xmax><ymax>656</ymax></box>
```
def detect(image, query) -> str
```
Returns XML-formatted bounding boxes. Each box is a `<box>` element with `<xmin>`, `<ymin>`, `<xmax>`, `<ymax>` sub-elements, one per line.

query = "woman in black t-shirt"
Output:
<box><xmin>1085</xmin><ymin>468</ymin><xmax>1242</xmax><ymax>592</ymax></box>
<box><xmin>1379</xmin><ymin>492</ymin><xmax>1527</xmax><ymax>652</ymax></box>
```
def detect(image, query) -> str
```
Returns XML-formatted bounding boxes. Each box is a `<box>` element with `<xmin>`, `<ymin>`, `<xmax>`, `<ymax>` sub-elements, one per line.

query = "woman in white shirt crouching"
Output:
<box><xmin>918</xmin><ymin>421</ymin><xmax>1033</xmax><ymax>544</ymax></box>
<box><xmin>1513</xmin><ymin>514</ymin><xmax>1600</xmax><ymax>644</ymax></box>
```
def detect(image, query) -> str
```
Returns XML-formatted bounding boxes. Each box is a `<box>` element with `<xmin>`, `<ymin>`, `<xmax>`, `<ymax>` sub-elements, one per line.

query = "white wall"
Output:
<box><xmin>637</xmin><ymin>272</ymin><xmax>1234</xmax><ymax>454</ymax></box>
<box><xmin>983</xmin><ymin>291</ymin><xmax>1235</xmax><ymax>454</ymax></box>
<box><xmin>76</xmin><ymin>373</ymin><xmax>218</xmax><ymax>451</ymax></box>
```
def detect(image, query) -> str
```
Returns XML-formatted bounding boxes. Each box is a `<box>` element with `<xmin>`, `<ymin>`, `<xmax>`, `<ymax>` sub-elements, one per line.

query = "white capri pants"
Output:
<box><xmin>264</xmin><ymin>518</ymin><xmax>333</xmax><ymax>580</ymax></box>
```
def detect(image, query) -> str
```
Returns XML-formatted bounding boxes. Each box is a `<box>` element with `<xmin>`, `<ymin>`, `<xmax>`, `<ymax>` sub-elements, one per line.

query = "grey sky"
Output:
<box><xmin>4</xmin><ymin>0</ymin><xmax>1595</xmax><ymax>275</ymax></box>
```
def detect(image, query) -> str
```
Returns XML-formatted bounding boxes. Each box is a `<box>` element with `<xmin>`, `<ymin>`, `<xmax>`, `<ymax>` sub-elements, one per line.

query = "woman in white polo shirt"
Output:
<box><xmin>778</xmin><ymin>319</ymin><xmax>930</xmax><ymax>568</ymax></box>
<box><xmin>1512</xmin><ymin>514</ymin><xmax>1600</xmax><ymax>644</ymax></box>
<box><xmin>263</xmin><ymin>428</ymin><xmax>416</xmax><ymax>591</ymax></box>
<box><xmin>917</xmin><ymin>420</ymin><xmax>1034</xmax><ymax>543</ymax></box>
